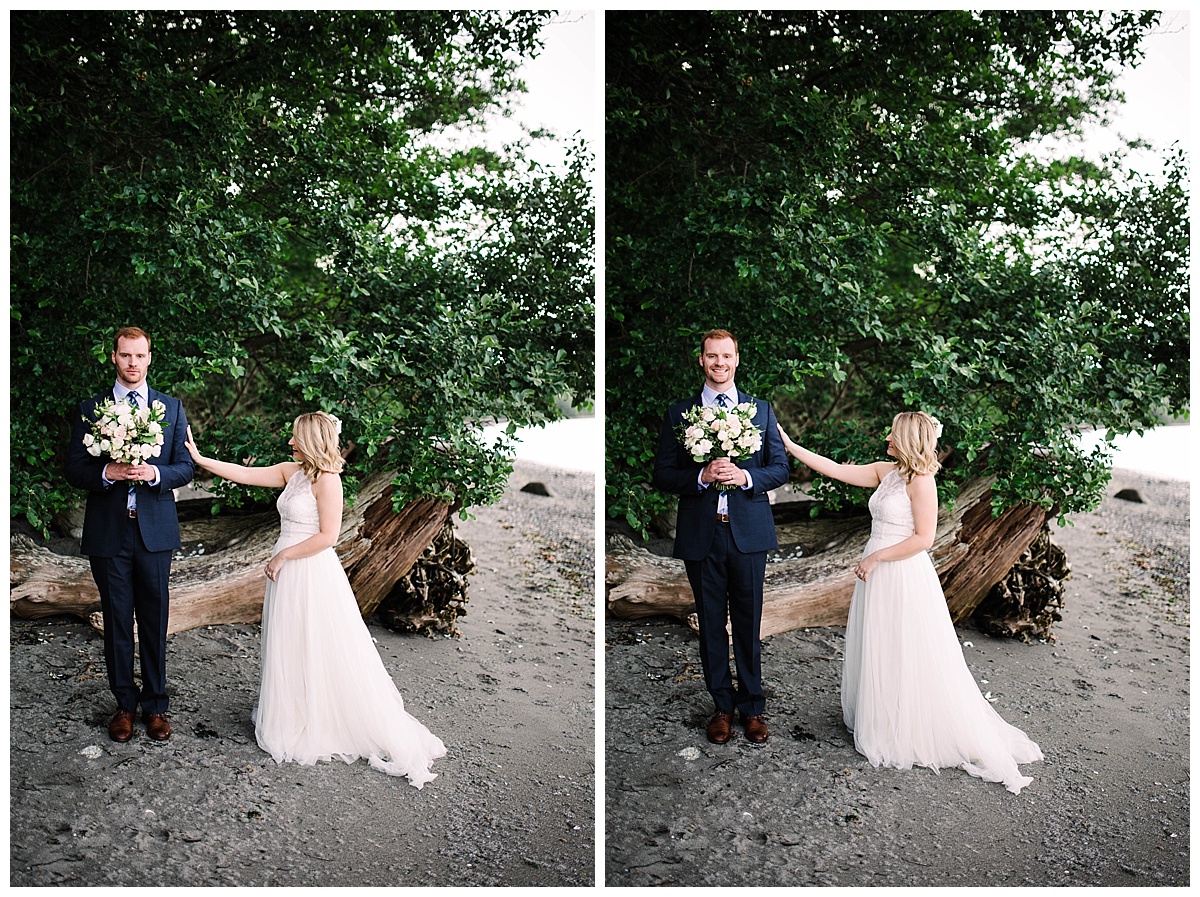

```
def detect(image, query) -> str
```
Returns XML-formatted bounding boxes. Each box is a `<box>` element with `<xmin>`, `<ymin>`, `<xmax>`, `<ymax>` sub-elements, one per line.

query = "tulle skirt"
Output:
<box><xmin>255</xmin><ymin>537</ymin><xmax>446</xmax><ymax>788</ymax></box>
<box><xmin>841</xmin><ymin>539</ymin><xmax>1042</xmax><ymax>794</ymax></box>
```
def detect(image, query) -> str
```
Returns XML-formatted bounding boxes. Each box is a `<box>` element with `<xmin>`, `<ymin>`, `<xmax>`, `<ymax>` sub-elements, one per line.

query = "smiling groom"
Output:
<box><xmin>652</xmin><ymin>329</ymin><xmax>790</xmax><ymax>744</ymax></box>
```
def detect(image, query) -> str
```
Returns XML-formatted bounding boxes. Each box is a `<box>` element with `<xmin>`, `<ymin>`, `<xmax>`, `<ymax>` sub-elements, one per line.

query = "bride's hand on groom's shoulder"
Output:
<box><xmin>776</xmin><ymin>423</ymin><xmax>798</xmax><ymax>451</ymax></box>
<box><xmin>183</xmin><ymin>425</ymin><xmax>204</xmax><ymax>465</ymax></box>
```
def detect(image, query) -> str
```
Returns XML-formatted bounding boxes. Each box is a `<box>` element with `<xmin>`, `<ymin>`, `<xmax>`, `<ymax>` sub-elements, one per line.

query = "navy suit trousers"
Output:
<box><xmin>684</xmin><ymin>520</ymin><xmax>767</xmax><ymax>716</ymax></box>
<box><xmin>89</xmin><ymin>515</ymin><xmax>172</xmax><ymax>714</ymax></box>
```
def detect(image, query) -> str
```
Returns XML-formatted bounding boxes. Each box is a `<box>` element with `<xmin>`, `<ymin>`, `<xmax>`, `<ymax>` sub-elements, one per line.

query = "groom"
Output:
<box><xmin>64</xmin><ymin>327</ymin><xmax>194</xmax><ymax>742</ymax></box>
<box><xmin>653</xmin><ymin>329</ymin><xmax>790</xmax><ymax>744</ymax></box>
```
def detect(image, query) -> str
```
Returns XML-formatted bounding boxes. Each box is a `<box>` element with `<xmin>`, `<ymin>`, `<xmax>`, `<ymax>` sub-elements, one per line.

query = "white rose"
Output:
<box><xmin>152</xmin><ymin>400</ymin><xmax>166</xmax><ymax>413</ymax></box>
<box><xmin>147</xmin><ymin>421</ymin><xmax>162</xmax><ymax>436</ymax></box>
<box><xmin>695</xmin><ymin>438</ymin><xmax>713</xmax><ymax>456</ymax></box>
<box><xmin>86</xmin><ymin>444</ymin><xmax>102</xmax><ymax>457</ymax></box>
<box><xmin>700</xmin><ymin>407</ymin><xmax>715</xmax><ymax>422</ymax></box>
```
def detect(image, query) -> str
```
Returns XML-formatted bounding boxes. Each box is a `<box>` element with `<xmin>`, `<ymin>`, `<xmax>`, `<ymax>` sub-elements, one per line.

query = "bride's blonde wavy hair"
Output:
<box><xmin>292</xmin><ymin>412</ymin><xmax>345</xmax><ymax>483</ymax></box>
<box><xmin>890</xmin><ymin>411</ymin><xmax>941</xmax><ymax>482</ymax></box>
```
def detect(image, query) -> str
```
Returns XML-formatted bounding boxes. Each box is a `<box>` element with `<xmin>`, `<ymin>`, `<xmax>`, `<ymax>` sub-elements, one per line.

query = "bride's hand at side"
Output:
<box><xmin>854</xmin><ymin>553</ymin><xmax>881</xmax><ymax>582</ymax></box>
<box><xmin>265</xmin><ymin>552</ymin><xmax>287</xmax><ymax>581</ymax></box>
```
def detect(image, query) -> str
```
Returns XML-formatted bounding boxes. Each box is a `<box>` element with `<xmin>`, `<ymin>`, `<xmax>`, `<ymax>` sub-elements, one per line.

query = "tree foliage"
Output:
<box><xmin>12</xmin><ymin>11</ymin><xmax>594</xmax><ymax>532</ymax></box>
<box><xmin>606</xmin><ymin>10</ymin><xmax>1187</xmax><ymax>532</ymax></box>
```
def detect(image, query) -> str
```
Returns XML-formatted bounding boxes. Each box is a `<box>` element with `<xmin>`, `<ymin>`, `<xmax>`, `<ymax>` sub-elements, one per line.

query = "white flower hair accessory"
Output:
<box><xmin>927</xmin><ymin>414</ymin><xmax>943</xmax><ymax>438</ymax></box>
<box><xmin>327</xmin><ymin>413</ymin><xmax>342</xmax><ymax>435</ymax></box>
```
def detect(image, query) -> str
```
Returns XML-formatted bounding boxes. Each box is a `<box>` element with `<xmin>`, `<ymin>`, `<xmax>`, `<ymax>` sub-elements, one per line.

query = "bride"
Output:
<box><xmin>778</xmin><ymin>411</ymin><xmax>1042</xmax><ymax>794</ymax></box>
<box><xmin>185</xmin><ymin>412</ymin><xmax>445</xmax><ymax>788</ymax></box>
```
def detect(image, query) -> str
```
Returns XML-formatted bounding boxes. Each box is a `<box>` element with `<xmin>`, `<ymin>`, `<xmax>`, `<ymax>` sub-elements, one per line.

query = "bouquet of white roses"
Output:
<box><xmin>82</xmin><ymin>398</ymin><xmax>169</xmax><ymax>465</ymax></box>
<box><xmin>678</xmin><ymin>402</ymin><xmax>763</xmax><ymax>489</ymax></box>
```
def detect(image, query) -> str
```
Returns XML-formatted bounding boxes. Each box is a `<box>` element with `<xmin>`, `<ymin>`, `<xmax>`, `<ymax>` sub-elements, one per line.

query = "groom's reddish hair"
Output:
<box><xmin>699</xmin><ymin>328</ymin><xmax>738</xmax><ymax>355</ymax></box>
<box><xmin>113</xmin><ymin>326</ymin><xmax>151</xmax><ymax>350</ymax></box>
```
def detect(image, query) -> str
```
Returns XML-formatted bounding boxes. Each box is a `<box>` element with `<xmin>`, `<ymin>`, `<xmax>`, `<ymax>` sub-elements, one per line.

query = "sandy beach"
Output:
<box><xmin>604</xmin><ymin>467</ymin><xmax>1189</xmax><ymax>887</ymax></box>
<box><xmin>10</xmin><ymin>459</ymin><xmax>595</xmax><ymax>888</ymax></box>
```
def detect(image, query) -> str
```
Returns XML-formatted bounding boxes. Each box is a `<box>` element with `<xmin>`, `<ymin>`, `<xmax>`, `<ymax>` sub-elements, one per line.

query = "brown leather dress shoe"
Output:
<box><xmin>741</xmin><ymin>714</ymin><xmax>769</xmax><ymax>744</ymax></box>
<box><xmin>144</xmin><ymin>712</ymin><xmax>172</xmax><ymax>741</ymax></box>
<box><xmin>108</xmin><ymin>709</ymin><xmax>136</xmax><ymax>743</ymax></box>
<box><xmin>706</xmin><ymin>711</ymin><xmax>735</xmax><ymax>744</ymax></box>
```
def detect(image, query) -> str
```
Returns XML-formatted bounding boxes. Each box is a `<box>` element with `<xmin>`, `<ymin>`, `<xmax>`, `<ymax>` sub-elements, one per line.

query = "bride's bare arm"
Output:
<box><xmin>295</xmin><ymin>473</ymin><xmax>342</xmax><ymax>556</ymax></box>
<box><xmin>777</xmin><ymin>424</ymin><xmax>890</xmax><ymax>488</ymax></box>
<box><xmin>265</xmin><ymin>473</ymin><xmax>342</xmax><ymax>580</ymax></box>
<box><xmin>855</xmin><ymin>474</ymin><xmax>938</xmax><ymax>580</ymax></box>
<box><xmin>184</xmin><ymin>425</ymin><xmax>293</xmax><ymax>489</ymax></box>
<box><xmin>877</xmin><ymin>474</ymin><xmax>937</xmax><ymax>559</ymax></box>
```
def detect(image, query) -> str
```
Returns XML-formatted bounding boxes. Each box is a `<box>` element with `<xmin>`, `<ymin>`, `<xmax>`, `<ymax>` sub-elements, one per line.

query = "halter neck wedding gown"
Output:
<box><xmin>841</xmin><ymin>468</ymin><xmax>1043</xmax><ymax>794</ymax></box>
<box><xmin>254</xmin><ymin>469</ymin><xmax>446</xmax><ymax>788</ymax></box>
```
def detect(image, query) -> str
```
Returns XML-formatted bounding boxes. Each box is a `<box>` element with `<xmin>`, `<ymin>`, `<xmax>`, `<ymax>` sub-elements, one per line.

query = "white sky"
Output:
<box><xmin>506</xmin><ymin>9</ymin><xmax>1186</xmax><ymax>176</ymax></box>
<box><xmin>1077</xmin><ymin>10</ymin><xmax>1190</xmax><ymax>176</ymax></box>
<box><xmin>514</xmin><ymin>11</ymin><xmax>596</xmax><ymax>148</ymax></box>
<box><xmin>489</xmin><ymin>10</ymin><xmax>596</xmax><ymax>172</ymax></box>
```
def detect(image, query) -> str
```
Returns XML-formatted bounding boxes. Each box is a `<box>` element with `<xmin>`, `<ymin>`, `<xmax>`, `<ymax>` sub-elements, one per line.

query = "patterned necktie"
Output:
<box><xmin>126</xmin><ymin>391</ymin><xmax>139</xmax><ymax>508</ymax></box>
<box><xmin>712</xmin><ymin>393</ymin><xmax>731</xmax><ymax>513</ymax></box>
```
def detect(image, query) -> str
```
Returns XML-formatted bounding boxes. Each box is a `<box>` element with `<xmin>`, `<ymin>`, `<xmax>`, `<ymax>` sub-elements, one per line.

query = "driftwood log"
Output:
<box><xmin>606</xmin><ymin>476</ymin><xmax>1061</xmax><ymax>640</ymax></box>
<box><xmin>10</xmin><ymin>470</ymin><xmax>454</xmax><ymax>636</ymax></box>
<box><xmin>973</xmin><ymin>524</ymin><xmax>1067</xmax><ymax>642</ymax></box>
<box><xmin>375</xmin><ymin>519</ymin><xmax>475</xmax><ymax>636</ymax></box>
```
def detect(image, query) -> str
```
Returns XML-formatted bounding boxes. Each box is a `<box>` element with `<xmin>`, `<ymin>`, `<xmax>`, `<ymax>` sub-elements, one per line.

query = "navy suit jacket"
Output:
<box><xmin>653</xmin><ymin>389</ymin><xmax>791</xmax><ymax>561</ymax></box>
<box><xmin>64</xmin><ymin>387</ymin><xmax>195</xmax><ymax>555</ymax></box>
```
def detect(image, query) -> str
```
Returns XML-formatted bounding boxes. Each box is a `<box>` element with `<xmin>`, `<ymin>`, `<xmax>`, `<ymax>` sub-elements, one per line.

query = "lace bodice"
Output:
<box><xmin>867</xmin><ymin>468</ymin><xmax>914</xmax><ymax>545</ymax></box>
<box><xmin>277</xmin><ymin>469</ymin><xmax>320</xmax><ymax>540</ymax></box>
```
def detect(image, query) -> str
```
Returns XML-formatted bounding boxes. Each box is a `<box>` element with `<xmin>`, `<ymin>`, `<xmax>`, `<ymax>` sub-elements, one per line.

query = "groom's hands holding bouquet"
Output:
<box><xmin>702</xmin><ymin>457</ymin><xmax>748</xmax><ymax>488</ymax></box>
<box><xmin>104</xmin><ymin>461</ymin><xmax>155</xmax><ymax>483</ymax></box>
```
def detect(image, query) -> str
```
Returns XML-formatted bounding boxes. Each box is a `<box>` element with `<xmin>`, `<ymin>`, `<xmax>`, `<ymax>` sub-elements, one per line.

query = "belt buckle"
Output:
<box><xmin>716</xmin><ymin>513</ymin><xmax>730</xmax><ymax>523</ymax></box>
<box><xmin>127</xmin><ymin>509</ymin><xmax>138</xmax><ymax>519</ymax></box>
